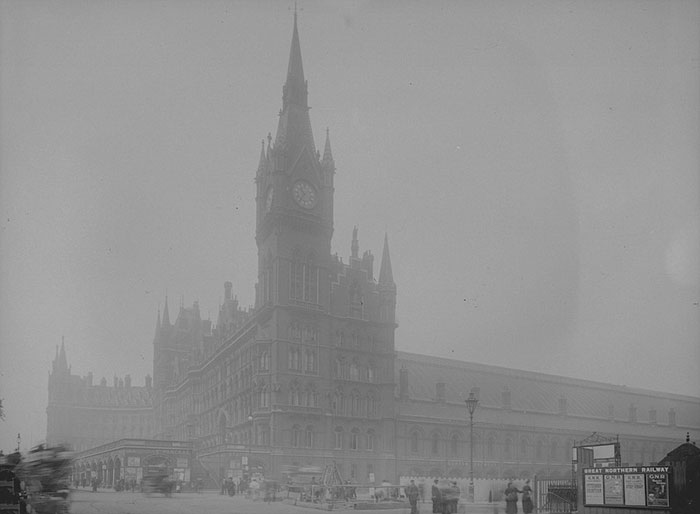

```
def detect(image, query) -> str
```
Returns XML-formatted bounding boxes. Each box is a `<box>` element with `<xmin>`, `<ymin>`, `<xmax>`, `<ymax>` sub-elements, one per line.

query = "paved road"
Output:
<box><xmin>68</xmin><ymin>490</ymin><xmax>501</xmax><ymax>514</ymax></box>
<box><xmin>70</xmin><ymin>490</ymin><xmax>329</xmax><ymax>514</ymax></box>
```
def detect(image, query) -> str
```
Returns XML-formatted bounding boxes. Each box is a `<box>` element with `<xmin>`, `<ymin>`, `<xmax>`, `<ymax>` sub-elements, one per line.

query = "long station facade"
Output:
<box><xmin>49</xmin><ymin>14</ymin><xmax>700</xmax><ymax>488</ymax></box>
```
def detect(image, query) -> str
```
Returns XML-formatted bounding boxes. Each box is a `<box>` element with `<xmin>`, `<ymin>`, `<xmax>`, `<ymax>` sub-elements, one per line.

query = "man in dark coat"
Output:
<box><xmin>431</xmin><ymin>479</ymin><xmax>442</xmax><ymax>513</ymax></box>
<box><xmin>406</xmin><ymin>480</ymin><xmax>420</xmax><ymax>514</ymax></box>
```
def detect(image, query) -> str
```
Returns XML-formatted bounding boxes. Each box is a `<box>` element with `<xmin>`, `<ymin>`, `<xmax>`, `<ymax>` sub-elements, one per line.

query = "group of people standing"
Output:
<box><xmin>430</xmin><ymin>479</ymin><xmax>461</xmax><ymax>514</ymax></box>
<box><xmin>504</xmin><ymin>479</ymin><xmax>533</xmax><ymax>514</ymax></box>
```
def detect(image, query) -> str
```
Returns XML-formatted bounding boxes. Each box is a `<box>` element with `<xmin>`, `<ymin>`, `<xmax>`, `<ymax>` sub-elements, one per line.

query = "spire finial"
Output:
<box><xmin>351</xmin><ymin>226</ymin><xmax>359</xmax><ymax>259</ymax></box>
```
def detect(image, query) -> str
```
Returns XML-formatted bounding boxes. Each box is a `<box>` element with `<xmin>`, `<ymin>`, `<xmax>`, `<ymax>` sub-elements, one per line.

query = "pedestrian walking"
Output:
<box><xmin>406</xmin><ymin>479</ymin><xmax>420</xmax><ymax>514</ymax></box>
<box><xmin>505</xmin><ymin>481</ymin><xmax>521</xmax><ymax>514</ymax></box>
<box><xmin>521</xmin><ymin>479</ymin><xmax>533</xmax><ymax>514</ymax></box>
<box><xmin>432</xmin><ymin>479</ymin><xmax>442</xmax><ymax>513</ymax></box>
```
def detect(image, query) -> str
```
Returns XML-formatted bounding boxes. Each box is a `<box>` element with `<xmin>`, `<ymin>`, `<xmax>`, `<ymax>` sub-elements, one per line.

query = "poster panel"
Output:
<box><xmin>584</xmin><ymin>473</ymin><xmax>604</xmax><ymax>505</ymax></box>
<box><xmin>623</xmin><ymin>473</ymin><xmax>646</xmax><ymax>506</ymax></box>
<box><xmin>646</xmin><ymin>473</ymin><xmax>669</xmax><ymax>507</ymax></box>
<box><xmin>603</xmin><ymin>474</ymin><xmax>624</xmax><ymax>505</ymax></box>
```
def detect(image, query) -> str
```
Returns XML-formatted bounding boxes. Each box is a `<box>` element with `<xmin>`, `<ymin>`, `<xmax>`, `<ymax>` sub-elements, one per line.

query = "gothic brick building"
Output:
<box><xmin>49</xmin><ymin>13</ymin><xmax>700</xmax><ymax>486</ymax></box>
<box><xmin>46</xmin><ymin>339</ymin><xmax>154</xmax><ymax>452</ymax></box>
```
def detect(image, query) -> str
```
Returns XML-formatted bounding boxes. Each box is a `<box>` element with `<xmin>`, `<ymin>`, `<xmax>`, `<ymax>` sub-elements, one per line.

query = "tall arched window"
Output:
<box><xmin>535</xmin><ymin>440</ymin><xmax>543</xmax><ymax>460</ymax></box>
<box><xmin>431</xmin><ymin>432</ymin><xmax>440</xmax><ymax>455</ymax></box>
<box><xmin>367</xmin><ymin>365</ymin><xmax>375</xmax><ymax>383</ymax></box>
<box><xmin>367</xmin><ymin>430</ymin><xmax>375</xmax><ymax>451</ymax></box>
<box><xmin>292</xmin><ymin>425</ymin><xmax>301</xmax><ymax>448</ymax></box>
<box><xmin>410</xmin><ymin>430</ymin><xmax>420</xmax><ymax>453</ymax></box>
<box><xmin>350</xmin><ymin>428</ymin><xmax>360</xmax><ymax>450</ymax></box>
<box><xmin>334</xmin><ymin>427</ymin><xmax>343</xmax><ymax>449</ymax></box>
<box><xmin>260</xmin><ymin>385</ymin><xmax>270</xmax><ymax>408</ymax></box>
<box><xmin>367</xmin><ymin>393</ymin><xmax>377</xmax><ymax>417</ymax></box>
<box><xmin>521</xmin><ymin>438</ymin><xmax>529</xmax><ymax>459</ymax></box>
<box><xmin>350</xmin><ymin>361</ymin><xmax>359</xmax><ymax>381</ymax></box>
<box><xmin>290</xmin><ymin>252</ymin><xmax>318</xmax><ymax>303</ymax></box>
<box><xmin>451</xmin><ymin>434</ymin><xmax>460</xmax><ymax>455</ymax></box>
<box><xmin>305</xmin><ymin>426</ymin><xmax>314</xmax><ymax>448</ymax></box>
<box><xmin>259</xmin><ymin>352</ymin><xmax>270</xmax><ymax>371</ymax></box>
<box><xmin>305</xmin><ymin>349</ymin><xmax>316</xmax><ymax>373</ymax></box>
<box><xmin>349</xmin><ymin>283</ymin><xmax>363</xmax><ymax>318</ymax></box>
<box><xmin>550</xmin><ymin>440</ymin><xmax>558</xmax><ymax>461</ymax></box>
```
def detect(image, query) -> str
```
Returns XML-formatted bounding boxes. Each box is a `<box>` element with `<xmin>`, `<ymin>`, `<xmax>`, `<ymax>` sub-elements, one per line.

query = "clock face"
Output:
<box><xmin>292</xmin><ymin>180</ymin><xmax>317</xmax><ymax>209</ymax></box>
<box><xmin>265</xmin><ymin>187</ymin><xmax>274</xmax><ymax>212</ymax></box>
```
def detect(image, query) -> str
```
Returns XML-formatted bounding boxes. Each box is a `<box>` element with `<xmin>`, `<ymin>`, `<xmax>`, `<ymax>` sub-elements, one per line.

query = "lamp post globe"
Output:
<box><xmin>465</xmin><ymin>392</ymin><xmax>479</xmax><ymax>502</ymax></box>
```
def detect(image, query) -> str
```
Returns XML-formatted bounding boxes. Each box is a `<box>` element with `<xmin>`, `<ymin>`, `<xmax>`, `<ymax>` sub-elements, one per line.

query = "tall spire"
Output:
<box><xmin>322</xmin><ymin>127</ymin><xmax>334</xmax><ymax>166</ymax></box>
<box><xmin>275</xmin><ymin>10</ymin><xmax>316</xmax><ymax>160</ymax></box>
<box><xmin>155</xmin><ymin>307</ymin><xmax>161</xmax><ymax>338</ymax></box>
<box><xmin>162</xmin><ymin>295</ymin><xmax>171</xmax><ymax>327</ymax></box>
<box><xmin>351</xmin><ymin>226</ymin><xmax>359</xmax><ymax>259</ymax></box>
<box><xmin>257</xmin><ymin>139</ymin><xmax>266</xmax><ymax>174</ymax></box>
<box><xmin>55</xmin><ymin>336</ymin><xmax>68</xmax><ymax>372</ymax></box>
<box><xmin>285</xmin><ymin>7</ymin><xmax>306</xmax><ymax>107</ymax></box>
<box><xmin>378</xmin><ymin>233</ymin><xmax>395</xmax><ymax>287</ymax></box>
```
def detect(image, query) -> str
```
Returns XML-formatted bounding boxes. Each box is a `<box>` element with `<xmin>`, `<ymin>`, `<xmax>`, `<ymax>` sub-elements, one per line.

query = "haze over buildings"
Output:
<box><xmin>1</xmin><ymin>1</ymin><xmax>699</xmax><ymax>453</ymax></box>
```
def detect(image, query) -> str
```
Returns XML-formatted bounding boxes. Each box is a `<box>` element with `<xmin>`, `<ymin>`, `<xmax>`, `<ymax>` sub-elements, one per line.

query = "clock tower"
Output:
<box><xmin>245</xmin><ymin>12</ymin><xmax>397</xmax><ymax>482</ymax></box>
<box><xmin>255</xmin><ymin>11</ymin><xmax>335</xmax><ymax>310</ymax></box>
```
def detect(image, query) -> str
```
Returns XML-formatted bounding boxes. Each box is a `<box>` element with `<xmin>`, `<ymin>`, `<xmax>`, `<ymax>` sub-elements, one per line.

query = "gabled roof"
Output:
<box><xmin>396</xmin><ymin>351</ymin><xmax>700</xmax><ymax>425</ymax></box>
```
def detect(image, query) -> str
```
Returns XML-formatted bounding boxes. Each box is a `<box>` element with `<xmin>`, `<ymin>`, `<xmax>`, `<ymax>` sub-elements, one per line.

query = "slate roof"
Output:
<box><xmin>396</xmin><ymin>351</ymin><xmax>700</xmax><ymax>426</ymax></box>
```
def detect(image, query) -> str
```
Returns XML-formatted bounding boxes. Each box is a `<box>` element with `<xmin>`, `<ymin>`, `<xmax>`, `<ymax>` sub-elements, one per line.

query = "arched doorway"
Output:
<box><xmin>114</xmin><ymin>457</ymin><xmax>121</xmax><ymax>485</ymax></box>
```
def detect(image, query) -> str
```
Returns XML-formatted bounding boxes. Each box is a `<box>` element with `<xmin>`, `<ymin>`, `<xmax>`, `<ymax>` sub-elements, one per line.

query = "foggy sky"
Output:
<box><xmin>1</xmin><ymin>0</ymin><xmax>698</xmax><ymax>452</ymax></box>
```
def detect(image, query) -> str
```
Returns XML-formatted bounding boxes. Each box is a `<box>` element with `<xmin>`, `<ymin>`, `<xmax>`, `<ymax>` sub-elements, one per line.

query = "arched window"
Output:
<box><xmin>305</xmin><ymin>349</ymin><xmax>316</xmax><ymax>373</ymax></box>
<box><xmin>290</xmin><ymin>384</ymin><xmax>299</xmax><ymax>406</ymax></box>
<box><xmin>410</xmin><ymin>430</ymin><xmax>420</xmax><ymax>453</ymax></box>
<box><xmin>451</xmin><ymin>434</ymin><xmax>460</xmax><ymax>455</ymax></box>
<box><xmin>367</xmin><ymin>365</ymin><xmax>375</xmax><ymax>383</ymax></box>
<box><xmin>367</xmin><ymin>430</ymin><xmax>375</xmax><ymax>451</ymax></box>
<box><xmin>334</xmin><ymin>358</ymin><xmax>341</xmax><ymax>378</ymax></box>
<box><xmin>536</xmin><ymin>440</ymin><xmax>543</xmax><ymax>460</ymax></box>
<box><xmin>292</xmin><ymin>425</ymin><xmax>301</xmax><ymax>448</ymax></box>
<box><xmin>431</xmin><ymin>432</ymin><xmax>440</xmax><ymax>455</ymax></box>
<box><xmin>550</xmin><ymin>440</ymin><xmax>558</xmax><ymax>461</ymax></box>
<box><xmin>290</xmin><ymin>252</ymin><xmax>318</xmax><ymax>303</ymax></box>
<box><xmin>521</xmin><ymin>438</ymin><xmax>529</xmax><ymax>459</ymax></box>
<box><xmin>259</xmin><ymin>351</ymin><xmax>270</xmax><ymax>371</ymax></box>
<box><xmin>350</xmin><ymin>361</ymin><xmax>359</xmax><ymax>381</ymax></box>
<box><xmin>350</xmin><ymin>428</ymin><xmax>360</xmax><ymax>450</ymax></box>
<box><xmin>334</xmin><ymin>427</ymin><xmax>343</xmax><ymax>449</ymax></box>
<box><xmin>305</xmin><ymin>426</ymin><xmax>314</xmax><ymax>448</ymax></box>
<box><xmin>260</xmin><ymin>385</ymin><xmax>270</xmax><ymax>408</ymax></box>
<box><xmin>349</xmin><ymin>283</ymin><xmax>363</xmax><ymax>318</ymax></box>
<box><xmin>367</xmin><ymin>393</ymin><xmax>377</xmax><ymax>417</ymax></box>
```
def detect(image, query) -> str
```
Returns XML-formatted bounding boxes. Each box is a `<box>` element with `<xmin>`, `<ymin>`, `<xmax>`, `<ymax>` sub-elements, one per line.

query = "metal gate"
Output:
<box><xmin>535</xmin><ymin>478</ymin><xmax>576</xmax><ymax>513</ymax></box>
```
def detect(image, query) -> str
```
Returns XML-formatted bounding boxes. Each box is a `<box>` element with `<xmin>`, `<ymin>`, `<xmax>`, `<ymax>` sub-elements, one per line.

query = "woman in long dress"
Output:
<box><xmin>504</xmin><ymin>482</ymin><xmax>520</xmax><ymax>514</ymax></box>
<box><xmin>521</xmin><ymin>479</ymin><xmax>534</xmax><ymax>514</ymax></box>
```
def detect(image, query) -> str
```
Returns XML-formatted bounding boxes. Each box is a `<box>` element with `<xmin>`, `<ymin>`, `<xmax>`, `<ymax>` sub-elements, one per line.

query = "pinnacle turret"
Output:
<box><xmin>257</xmin><ymin>139</ymin><xmax>266</xmax><ymax>174</ymax></box>
<box><xmin>322</xmin><ymin>128</ymin><xmax>334</xmax><ymax>166</ymax></box>
<box><xmin>378</xmin><ymin>233</ymin><xmax>395</xmax><ymax>288</ymax></box>
<box><xmin>351</xmin><ymin>226</ymin><xmax>359</xmax><ymax>259</ymax></box>
<box><xmin>162</xmin><ymin>296</ymin><xmax>171</xmax><ymax>327</ymax></box>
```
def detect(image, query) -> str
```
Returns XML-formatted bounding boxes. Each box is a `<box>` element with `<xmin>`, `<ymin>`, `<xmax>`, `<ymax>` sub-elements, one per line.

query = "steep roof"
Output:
<box><xmin>396</xmin><ymin>351</ymin><xmax>700</xmax><ymax>426</ymax></box>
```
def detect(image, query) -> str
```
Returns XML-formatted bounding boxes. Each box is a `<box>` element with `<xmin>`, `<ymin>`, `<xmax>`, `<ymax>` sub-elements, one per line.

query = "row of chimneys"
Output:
<box><xmin>83</xmin><ymin>372</ymin><xmax>152</xmax><ymax>389</ymax></box>
<box><xmin>398</xmin><ymin>368</ymin><xmax>678</xmax><ymax>425</ymax></box>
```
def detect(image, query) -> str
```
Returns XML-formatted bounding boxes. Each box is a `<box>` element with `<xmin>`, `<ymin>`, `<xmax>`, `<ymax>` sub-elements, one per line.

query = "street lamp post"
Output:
<box><xmin>465</xmin><ymin>392</ymin><xmax>479</xmax><ymax>503</ymax></box>
<box><xmin>246</xmin><ymin>415</ymin><xmax>253</xmax><ymax>473</ymax></box>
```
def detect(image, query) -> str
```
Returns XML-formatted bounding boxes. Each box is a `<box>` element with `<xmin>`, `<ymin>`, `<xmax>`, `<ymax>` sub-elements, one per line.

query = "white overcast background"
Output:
<box><xmin>1</xmin><ymin>0</ymin><xmax>699</xmax><ymax>451</ymax></box>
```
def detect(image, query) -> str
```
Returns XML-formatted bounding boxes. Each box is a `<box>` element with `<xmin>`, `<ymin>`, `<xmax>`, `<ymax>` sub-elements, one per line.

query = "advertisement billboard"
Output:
<box><xmin>583</xmin><ymin>466</ymin><xmax>671</xmax><ymax>509</ymax></box>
